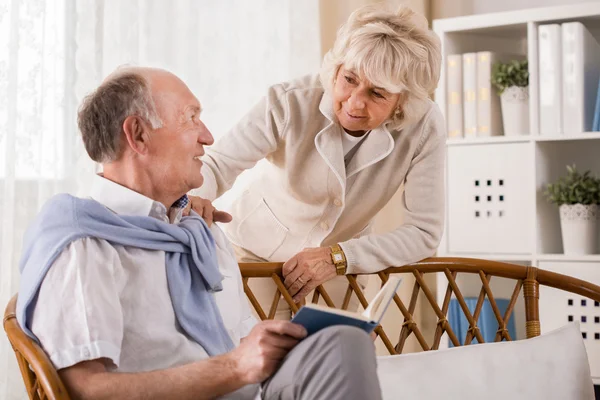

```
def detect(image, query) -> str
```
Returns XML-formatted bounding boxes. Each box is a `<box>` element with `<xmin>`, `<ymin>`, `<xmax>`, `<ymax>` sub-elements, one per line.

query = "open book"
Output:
<box><xmin>291</xmin><ymin>276</ymin><xmax>402</xmax><ymax>336</ymax></box>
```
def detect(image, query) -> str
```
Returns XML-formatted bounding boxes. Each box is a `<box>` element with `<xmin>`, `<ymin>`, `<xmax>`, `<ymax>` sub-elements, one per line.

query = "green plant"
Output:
<box><xmin>543</xmin><ymin>165</ymin><xmax>600</xmax><ymax>206</ymax></box>
<box><xmin>491</xmin><ymin>59</ymin><xmax>529</xmax><ymax>95</ymax></box>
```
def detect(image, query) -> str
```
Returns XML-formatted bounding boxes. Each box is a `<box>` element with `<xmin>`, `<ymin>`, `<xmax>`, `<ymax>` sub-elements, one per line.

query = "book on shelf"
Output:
<box><xmin>476</xmin><ymin>51</ymin><xmax>524</xmax><ymax>137</ymax></box>
<box><xmin>462</xmin><ymin>53</ymin><xmax>478</xmax><ymax>138</ymax></box>
<box><xmin>592</xmin><ymin>78</ymin><xmax>600</xmax><ymax>131</ymax></box>
<box><xmin>538</xmin><ymin>24</ymin><xmax>563</xmax><ymax>136</ymax></box>
<box><xmin>561</xmin><ymin>22</ymin><xmax>600</xmax><ymax>134</ymax></box>
<box><xmin>291</xmin><ymin>276</ymin><xmax>402</xmax><ymax>336</ymax></box>
<box><xmin>446</xmin><ymin>54</ymin><xmax>463</xmax><ymax>138</ymax></box>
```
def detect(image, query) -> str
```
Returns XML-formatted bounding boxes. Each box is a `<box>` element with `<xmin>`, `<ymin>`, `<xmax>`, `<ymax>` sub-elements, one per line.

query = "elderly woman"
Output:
<box><xmin>190</xmin><ymin>5</ymin><xmax>445</xmax><ymax>308</ymax></box>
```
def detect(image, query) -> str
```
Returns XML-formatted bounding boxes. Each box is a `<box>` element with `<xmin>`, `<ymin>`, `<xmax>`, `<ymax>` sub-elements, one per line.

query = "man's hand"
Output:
<box><xmin>230</xmin><ymin>320</ymin><xmax>307</xmax><ymax>384</ymax></box>
<box><xmin>184</xmin><ymin>195</ymin><xmax>232</xmax><ymax>226</ymax></box>
<box><xmin>282</xmin><ymin>247</ymin><xmax>337</xmax><ymax>303</ymax></box>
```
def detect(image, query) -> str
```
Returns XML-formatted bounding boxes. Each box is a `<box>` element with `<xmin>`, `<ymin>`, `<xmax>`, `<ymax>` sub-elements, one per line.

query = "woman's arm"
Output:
<box><xmin>281</xmin><ymin>106</ymin><xmax>446</xmax><ymax>300</ymax></box>
<box><xmin>340</xmin><ymin>106</ymin><xmax>447</xmax><ymax>274</ymax></box>
<box><xmin>190</xmin><ymin>84</ymin><xmax>289</xmax><ymax>201</ymax></box>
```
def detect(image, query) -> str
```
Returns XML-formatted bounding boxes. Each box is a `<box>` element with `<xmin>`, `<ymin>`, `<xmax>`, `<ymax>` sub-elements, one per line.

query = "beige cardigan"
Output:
<box><xmin>191</xmin><ymin>75</ymin><xmax>446</xmax><ymax>274</ymax></box>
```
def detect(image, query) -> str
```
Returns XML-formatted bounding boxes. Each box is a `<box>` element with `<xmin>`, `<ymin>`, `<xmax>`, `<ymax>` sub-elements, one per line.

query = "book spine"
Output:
<box><xmin>561</xmin><ymin>22</ymin><xmax>600</xmax><ymax>134</ymax></box>
<box><xmin>562</xmin><ymin>22</ymin><xmax>583</xmax><ymax>134</ymax></box>
<box><xmin>364</xmin><ymin>321</ymin><xmax>378</xmax><ymax>334</ymax></box>
<box><xmin>538</xmin><ymin>24</ymin><xmax>562</xmax><ymax>135</ymax></box>
<box><xmin>582</xmin><ymin>24</ymin><xmax>600</xmax><ymax>132</ymax></box>
<box><xmin>462</xmin><ymin>53</ymin><xmax>478</xmax><ymax>138</ymax></box>
<box><xmin>446</xmin><ymin>54</ymin><xmax>463</xmax><ymax>138</ymax></box>
<box><xmin>476</xmin><ymin>51</ymin><xmax>503</xmax><ymax>137</ymax></box>
<box><xmin>592</xmin><ymin>79</ymin><xmax>600</xmax><ymax>131</ymax></box>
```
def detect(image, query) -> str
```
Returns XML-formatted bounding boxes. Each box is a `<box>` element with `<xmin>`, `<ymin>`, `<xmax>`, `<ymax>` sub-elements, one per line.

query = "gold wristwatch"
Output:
<box><xmin>330</xmin><ymin>244</ymin><xmax>347</xmax><ymax>275</ymax></box>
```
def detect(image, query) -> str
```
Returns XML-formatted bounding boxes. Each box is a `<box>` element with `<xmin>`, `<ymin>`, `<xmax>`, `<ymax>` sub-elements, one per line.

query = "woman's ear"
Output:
<box><xmin>392</xmin><ymin>93</ymin><xmax>406</xmax><ymax>119</ymax></box>
<box><xmin>122</xmin><ymin>115</ymin><xmax>151</xmax><ymax>156</ymax></box>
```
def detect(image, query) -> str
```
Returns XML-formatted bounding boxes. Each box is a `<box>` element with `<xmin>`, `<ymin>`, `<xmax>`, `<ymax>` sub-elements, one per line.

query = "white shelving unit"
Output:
<box><xmin>433</xmin><ymin>2</ymin><xmax>600</xmax><ymax>385</ymax></box>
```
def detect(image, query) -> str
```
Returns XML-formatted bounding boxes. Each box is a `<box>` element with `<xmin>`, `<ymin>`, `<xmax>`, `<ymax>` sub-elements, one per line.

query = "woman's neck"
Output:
<box><xmin>343</xmin><ymin>129</ymin><xmax>369</xmax><ymax>137</ymax></box>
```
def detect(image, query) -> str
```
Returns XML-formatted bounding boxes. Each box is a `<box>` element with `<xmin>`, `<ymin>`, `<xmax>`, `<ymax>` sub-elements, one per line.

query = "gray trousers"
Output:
<box><xmin>261</xmin><ymin>326</ymin><xmax>382</xmax><ymax>400</ymax></box>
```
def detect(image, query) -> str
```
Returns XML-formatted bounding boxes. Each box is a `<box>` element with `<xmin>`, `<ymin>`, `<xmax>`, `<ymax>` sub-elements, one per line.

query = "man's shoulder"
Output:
<box><xmin>55</xmin><ymin>237</ymin><xmax>120</xmax><ymax>268</ymax></box>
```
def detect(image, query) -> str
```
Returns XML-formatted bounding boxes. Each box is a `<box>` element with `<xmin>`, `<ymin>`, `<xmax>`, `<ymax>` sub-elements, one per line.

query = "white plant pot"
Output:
<box><xmin>500</xmin><ymin>86</ymin><xmax>529</xmax><ymax>136</ymax></box>
<box><xmin>559</xmin><ymin>204</ymin><xmax>599</xmax><ymax>255</ymax></box>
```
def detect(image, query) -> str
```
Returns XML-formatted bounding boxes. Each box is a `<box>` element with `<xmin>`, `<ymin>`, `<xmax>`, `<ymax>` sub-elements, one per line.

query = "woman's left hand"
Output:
<box><xmin>282</xmin><ymin>247</ymin><xmax>337</xmax><ymax>303</ymax></box>
<box><xmin>184</xmin><ymin>195</ymin><xmax>233</xmax><ymax>226</ymax></box>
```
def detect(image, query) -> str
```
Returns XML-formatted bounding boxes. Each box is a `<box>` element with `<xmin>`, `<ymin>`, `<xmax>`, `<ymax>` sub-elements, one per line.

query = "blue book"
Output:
<box><xmin>291</xmin><ymin>276</ymin><xmax>402</xmax><ymax>336</ymax></box>
<box><xmin>592</xmin><ymin>77</ymin><xmax>600</xmax><ymax>131</ymax></box>
<box><xmin>448</xmin><ymin>297</ymin><xmax>517</xmax><ymax>346</ymax></box>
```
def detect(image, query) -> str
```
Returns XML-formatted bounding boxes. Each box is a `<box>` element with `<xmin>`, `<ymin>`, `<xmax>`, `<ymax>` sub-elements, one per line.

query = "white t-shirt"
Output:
<box><xmin>340</xmin><ymin>130</ymin><xmax>366</xmax><ymax>157</ymax></box>
<box><xmin>30</xmin><ymin>175</ymin><xmax>258</xmax><ymax>376</ymax></box>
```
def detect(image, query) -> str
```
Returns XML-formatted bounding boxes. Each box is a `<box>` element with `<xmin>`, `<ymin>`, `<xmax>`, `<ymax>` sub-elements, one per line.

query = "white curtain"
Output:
<box><xmin>0</xmin><ymin>1</ymin><xmax>321</xmax><ymax>398</ymax></box>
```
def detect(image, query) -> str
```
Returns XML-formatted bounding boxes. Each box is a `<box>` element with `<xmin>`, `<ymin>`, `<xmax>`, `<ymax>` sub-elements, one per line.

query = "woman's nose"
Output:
<box><xmin>347</xmin><ymin>90</ymin><xmax>366</xmax><ymax>110</ymax></box>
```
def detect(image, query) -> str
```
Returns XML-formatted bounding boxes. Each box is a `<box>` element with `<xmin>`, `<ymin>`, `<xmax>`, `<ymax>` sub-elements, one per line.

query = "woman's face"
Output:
<box><xmin>332</xmin><ymin>66</ymin><xmax>401</xmax><ymax>136</ymax></box>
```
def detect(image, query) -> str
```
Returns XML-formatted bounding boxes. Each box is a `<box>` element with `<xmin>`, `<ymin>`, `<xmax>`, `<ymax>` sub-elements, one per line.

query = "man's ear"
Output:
<box><xmin>122</xmin><ymin>115</ymin><xmax>151</xmax><ymax>156</ymax></box>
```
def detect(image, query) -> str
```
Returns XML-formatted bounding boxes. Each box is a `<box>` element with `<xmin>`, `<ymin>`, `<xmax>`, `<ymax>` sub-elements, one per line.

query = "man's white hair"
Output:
<box><xmin>78</xmin><ymin>65</ymin><xmax>164</xmax><ymax>163</ymax></box>
<box><xmin>320</xmin><ymin>5</ymin><xmax>441</xmax><ymax>130</ymax></box>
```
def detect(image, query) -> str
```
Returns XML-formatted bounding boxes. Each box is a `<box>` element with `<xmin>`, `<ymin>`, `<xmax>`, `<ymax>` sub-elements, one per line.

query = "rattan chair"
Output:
<box><xmin>3</xmin><ymin>296</ymin><xmax>70</xmax><ymax>400</ymax></box>
<box><xmin>239</xmin><ymin>257</ymin><xmax>600</xmax><ymax>353</ymax></box>
<box><xmin>4</xmin><ymin>257</ymin><xmax>600</xmax><ymax>399</ymax></box>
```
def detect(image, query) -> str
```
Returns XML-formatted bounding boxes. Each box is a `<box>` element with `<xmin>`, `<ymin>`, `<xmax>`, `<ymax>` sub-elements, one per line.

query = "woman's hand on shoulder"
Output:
<box><xmin>184</xmin><ymin>195</ymin><xmax>233</xmax><ymax>226</ymax></box>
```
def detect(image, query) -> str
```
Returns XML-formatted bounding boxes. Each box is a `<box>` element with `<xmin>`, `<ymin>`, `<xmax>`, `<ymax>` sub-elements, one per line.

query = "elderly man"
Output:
<box><xmin>16</xmin><ymin>67</ymin><xmax>382</xmax><ymax>400</ymax></box>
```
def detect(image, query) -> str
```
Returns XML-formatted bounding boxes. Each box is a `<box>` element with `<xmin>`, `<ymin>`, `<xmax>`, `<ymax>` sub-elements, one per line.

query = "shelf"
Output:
<box><xmin>433</xmin><ymin>2</ymin><xmax>600</xmax><ymax>33</ymax></box>
<box><xmin>536</xmin><ymin>254</ymin><xmax>600</xmax><ymax>262</ymax></box>
<box><xmin>446</xmin><ymin>132</ymin><xmax>600</xmax><ymax>146</ymax></box>
<box><xmin>446</xmin><ymin>136</ymin><xmax>531</xmax><ymax>146</ymax></box>
<box><xmin>535</xmin><ymin>132</ymin><xmax>600</xmax><ymax>142</ymax></box>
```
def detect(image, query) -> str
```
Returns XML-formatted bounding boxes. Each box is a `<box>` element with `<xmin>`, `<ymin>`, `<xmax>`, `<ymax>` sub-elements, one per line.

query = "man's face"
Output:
<box><xmin>144</xmin><ymin>72</ymin><xmax>214</xmax><ymax>196</ymax></box>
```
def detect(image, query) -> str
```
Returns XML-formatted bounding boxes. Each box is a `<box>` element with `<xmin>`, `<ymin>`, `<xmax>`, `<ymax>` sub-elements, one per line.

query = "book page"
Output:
<box><xmin>362</xmin><ymin>276</ymin><xmax>402</xmax><ymax>323</ymax></box>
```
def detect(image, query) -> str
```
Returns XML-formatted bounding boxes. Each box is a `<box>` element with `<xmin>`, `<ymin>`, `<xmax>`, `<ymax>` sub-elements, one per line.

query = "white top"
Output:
<box><xmin>30</xmin><ymin>174</ymin><xmax>257</xmax><ymax>374</ymax></box>
<box><xmin>340</xmin><ymin>130</ymin><xmax>365</xmax><ymax>156</ymax></box>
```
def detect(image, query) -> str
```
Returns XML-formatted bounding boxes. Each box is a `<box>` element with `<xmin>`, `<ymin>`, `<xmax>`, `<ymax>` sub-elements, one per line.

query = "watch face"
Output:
<box><xmin>333</xmin><ymin>253</ymin><xmax>343</xmax><ymax>262</ymax></box>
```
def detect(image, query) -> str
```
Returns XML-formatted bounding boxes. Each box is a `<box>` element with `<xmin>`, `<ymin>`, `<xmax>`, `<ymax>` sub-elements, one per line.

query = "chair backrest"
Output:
<box><xmin>3</xmin><ymin>295</ymin><xmax>70</xmax><ymax>400</ymax></box>
<box><xmin>239</xmin><ymin>257</ymin><xmax>600</xmax><ymax>354</ymax></box>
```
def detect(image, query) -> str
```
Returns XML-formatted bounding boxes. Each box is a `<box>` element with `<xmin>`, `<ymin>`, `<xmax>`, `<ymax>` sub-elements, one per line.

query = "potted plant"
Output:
<box><xmin>491</xmin><ymin>59</ymin><xmax>529</xmax><ymax>136</ymax></box>
<box><xmin>544</xmin><ymin>165</ymin><xmax>600</xmax><ymax>254</ymax></box>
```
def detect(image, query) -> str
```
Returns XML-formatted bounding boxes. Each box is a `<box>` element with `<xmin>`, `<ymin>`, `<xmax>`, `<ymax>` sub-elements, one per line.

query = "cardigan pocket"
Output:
<box><xmin>236</xmin><ymin>197</ymin><xmax>289</xmax><ymax>260</ymax></box>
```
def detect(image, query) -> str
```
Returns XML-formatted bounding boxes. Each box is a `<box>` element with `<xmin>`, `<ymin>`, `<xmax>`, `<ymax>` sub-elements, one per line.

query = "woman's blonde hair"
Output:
<box><xmin>320</xmin><ymin>5</ymin><xmax>441</xmax><ymax>130</ymax></box>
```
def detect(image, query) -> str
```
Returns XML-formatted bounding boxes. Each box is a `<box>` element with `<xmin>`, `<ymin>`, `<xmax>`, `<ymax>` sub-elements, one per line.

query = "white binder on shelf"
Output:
<box><xmin>446</xmin><ymin>54</ymin><xmax>463</xmax><ymax>138</ymax></box>
<box><xmin>538</xmin><ymin>24</ymin><xmax>562</xmax><ymax>136</ymax></box>
<box><xmin>561</xmin><ymin>22</ymin><xmax>600</xmax><ymax>134</ymax></box>
<box><xmin>476</xmin><ymin>52</ymin><xmax>524</xmax><ymax>137</ymax></box>
<box><xmin>462</xmin><ymin>53</ymin><xmax>477</xmax><ymax>138</ymax></box>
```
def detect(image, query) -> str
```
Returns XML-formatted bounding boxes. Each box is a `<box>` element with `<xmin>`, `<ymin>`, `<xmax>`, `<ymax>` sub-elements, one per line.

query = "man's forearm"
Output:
<box><xmin>62</xmin><ymin>354</ymin><xmax>246</xmax><ymax>400</ymax></box>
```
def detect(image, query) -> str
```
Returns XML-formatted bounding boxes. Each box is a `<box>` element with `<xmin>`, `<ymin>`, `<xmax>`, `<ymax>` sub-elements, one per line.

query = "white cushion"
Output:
<box><xmin>376</xmin><ymin>323</ymin><xmax>594</xmax><ymax>400</ymax></box>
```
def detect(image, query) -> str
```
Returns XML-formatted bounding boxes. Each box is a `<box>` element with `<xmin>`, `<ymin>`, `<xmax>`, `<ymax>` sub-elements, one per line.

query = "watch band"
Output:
<box><xmin>330</xmin><ymin>243</ymin><xmax>347</xmax><ymax>275</ymax></box>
